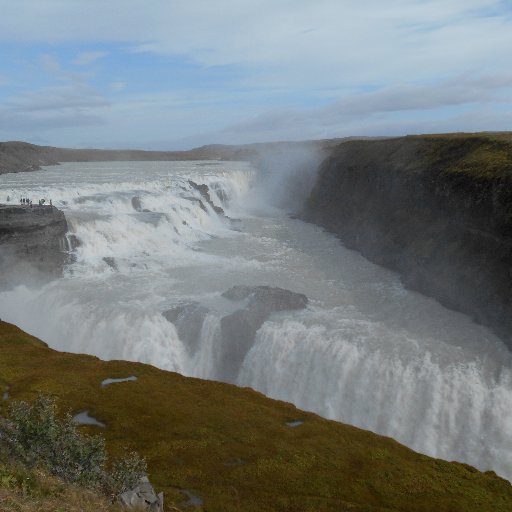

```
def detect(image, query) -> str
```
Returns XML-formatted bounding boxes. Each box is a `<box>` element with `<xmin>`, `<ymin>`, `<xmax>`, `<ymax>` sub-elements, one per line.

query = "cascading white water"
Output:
<box><xmin>1</xmin><ymin>160</ymin><xmax>512</xmax><ymax>481</ymax></box>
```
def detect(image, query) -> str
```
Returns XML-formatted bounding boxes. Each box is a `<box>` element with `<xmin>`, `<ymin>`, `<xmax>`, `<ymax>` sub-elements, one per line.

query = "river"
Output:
<box><xmin>1</xmin><ymin>160</ymin><xmax>512</xmax><ymax>480</ymax></box>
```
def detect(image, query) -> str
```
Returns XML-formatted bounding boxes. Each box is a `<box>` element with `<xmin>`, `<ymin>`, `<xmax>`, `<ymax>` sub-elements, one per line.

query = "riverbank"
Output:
<box><xmin>303</xmin><ymin>132</ymin><xmax>512</xmax><ymax>347</ymax></box>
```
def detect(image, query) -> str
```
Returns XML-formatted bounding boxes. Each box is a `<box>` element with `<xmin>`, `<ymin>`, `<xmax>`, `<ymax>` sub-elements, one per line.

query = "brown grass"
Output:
<box><xmin>1</xmin><ymin>320</ymin><xmax>512</xmax><ymax>511</ymax></box>
<box><xmin>0</xmin><ymin>459</ymin><xmax>122</xmax><ymax>512</ymax></box>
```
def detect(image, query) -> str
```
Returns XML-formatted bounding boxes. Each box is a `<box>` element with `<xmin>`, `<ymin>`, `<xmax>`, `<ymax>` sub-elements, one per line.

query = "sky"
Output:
<box><xmin>0</xmin><ymin>0</ymin><xmax>511</xmax><ymax>149</ymax></box>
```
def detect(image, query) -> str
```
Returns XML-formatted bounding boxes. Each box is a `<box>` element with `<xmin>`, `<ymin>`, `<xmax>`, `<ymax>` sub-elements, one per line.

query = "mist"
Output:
<box><xmin>244</xmin><ymin>142</ymin><xmax>328</xmax><ymax>213</ymax></box>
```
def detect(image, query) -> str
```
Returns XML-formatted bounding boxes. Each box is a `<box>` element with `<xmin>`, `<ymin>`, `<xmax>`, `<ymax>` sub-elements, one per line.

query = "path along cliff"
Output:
<box><xmin>303</xmin><ymin>133</ymin><xmax>512</xmax><ymax>348</ymax></box>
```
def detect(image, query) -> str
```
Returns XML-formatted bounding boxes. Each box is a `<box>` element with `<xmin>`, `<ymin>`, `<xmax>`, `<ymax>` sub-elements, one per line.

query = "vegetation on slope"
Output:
<box><xmin>1</xmin><ymin>320</ymin><xmax>512</xmax><ymax>512</ymax></box>
<box><xmin>0</xmin><ymin>455</ymin><xmax>122</xmax><ymax>512</ymax></box>
<box><xmin>0</xmin><ymin>394</ymin><xmax>147</xmax><ymax>494</ymax></box>
<box><xmin>412</xmin><ymin>132</ymin><xmax>512</xmax><ymax>179</ymax></box>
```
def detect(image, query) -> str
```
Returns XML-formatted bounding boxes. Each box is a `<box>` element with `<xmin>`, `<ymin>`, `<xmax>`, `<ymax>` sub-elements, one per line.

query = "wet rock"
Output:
<box><xmin>189</xmin><ymin>180</ymin><xmax>225</xmax><ymax>215</ymax></box>
<box><xmin>219</xmin><ymin>286</ymin><xmax>308</xmax><ymax>381</ymax></box>
<box><xmin>222</xmin><ymin>285</ymin><xmax>308</xmax><ymax>310</ymax></box>
<box><xmin>0</xmin><ymin>205</ymin><xmax>68</xmax><ymax>282</ymax></box>
<box><xmin>119</xmin><ymin>476</ymin><xmax>164</xmax><ymax>512</ymax></box>
<box><xmin>131</xmin><ymin>196</ymin><xmax>143</xmax><ymax>212</ymax></box>
<box><xmin>303</xmin><ymin>136</ymin><xmax>512</xmax><ymax>346</ymax></box>
<box><xmin>162</xmin><ymin>302</ymin><xmax>210</xmax><ymax>354</ymax></box>
<box><xmin>103</xmin><ymin>257</ymin><xmax>118</xmax><ymax>271</ymax></box>
<box><xmin>66</xmin><ymin>233</ymin><xmax>81</xmax><ymax>250</ymax></box>
<box><xmin>198</xmin><ymin>200</ymin><xmax>208</xmax><ymax>213</ymax></box>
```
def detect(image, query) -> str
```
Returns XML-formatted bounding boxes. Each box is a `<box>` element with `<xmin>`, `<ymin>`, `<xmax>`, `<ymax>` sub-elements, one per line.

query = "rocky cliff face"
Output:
<box><xmin>303</xmin><ymin>134</ymin><xmax>512</xmax><ymax>347</ymax></box>
<box><xmin>0</xmin><ymin>205</ymin><xmax>68</xmax><ymax>283</ymax></box>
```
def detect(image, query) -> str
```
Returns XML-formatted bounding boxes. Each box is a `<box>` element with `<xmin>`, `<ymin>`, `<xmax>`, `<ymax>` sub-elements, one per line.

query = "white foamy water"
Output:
<box><xmin>1</xmin><ymin>160</ymin><xmax>512</xmax><ymax>480</ymax></box>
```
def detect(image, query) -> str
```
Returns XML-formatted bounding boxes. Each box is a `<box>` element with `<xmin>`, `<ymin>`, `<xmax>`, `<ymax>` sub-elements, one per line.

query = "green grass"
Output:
<box><xmin>0</xmin><ymin>454</ymin><xmax>122</xmax><ymax>512</ymax></box>
<box><xmin>1</xmin><ymin>320</ymin><xmax>512</xmax><ymax>511</ymax></box>
<box><xmin>409</xmin><ymin>132</ymin><xmax>512</xmax><ymax>179</ymax></box>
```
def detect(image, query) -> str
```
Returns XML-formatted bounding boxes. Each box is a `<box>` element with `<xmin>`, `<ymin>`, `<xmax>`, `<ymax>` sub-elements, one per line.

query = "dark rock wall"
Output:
<box><xmin>0</xmin><ymin>205</ymin><xmax>68</xmax><ymax>280</ymax></box>
<box><xmin>303</xmin><ymin>136</ymin><xmax>512</xmax><ymax>346</ymax></box>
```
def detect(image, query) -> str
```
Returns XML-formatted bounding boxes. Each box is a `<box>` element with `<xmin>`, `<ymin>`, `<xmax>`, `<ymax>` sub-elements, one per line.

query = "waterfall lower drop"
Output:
<box><xmin>1</xmin><ymin>160</ymin><xmax>512</xmax><ymax>481</ymax></box>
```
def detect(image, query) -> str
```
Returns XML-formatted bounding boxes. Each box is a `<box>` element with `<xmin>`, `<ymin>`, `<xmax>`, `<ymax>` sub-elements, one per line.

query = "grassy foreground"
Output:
<box><xmin>0</xmin><ymin>456</ymin><xmax>121</xmax><ymax>512</ymax></box>
<box><xmin>1</xmin><ymin>320</ymin><xmax>511</xmax><ymax>512</ymax></box>
<box><xmin>414</xmin><ymin>132</ymin><xmax>512</xmax><ymax>179</ymax></box>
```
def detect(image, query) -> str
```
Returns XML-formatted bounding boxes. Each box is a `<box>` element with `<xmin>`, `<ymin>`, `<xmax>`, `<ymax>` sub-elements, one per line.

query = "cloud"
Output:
<box><xmin>0</xmin><ymin>1</ymin><xmax>511</xmax><ymax>147</ymax></box>
<box><xmin>1</xmin><ymin>1</ymin><xmax>511</xmax><ymax>88</ymax></box>
<box><xmin>0</xmin><ymin>55</ymin><xmax>110</xmax><ymax>136</ymax></box>
<box><xmin>192</xmin><ymin>73</ymin><xmax>512</xmax><ymax>144</ymax></box>
<box><xmin>109</xmin><ymin>82</ymin><xmax>127</xmax><ymax>92</ymax></box>
<box><xmin>72</xmin><ymin>51</ymin><xmax>108</xmax><ymax>66</ymax></box>
<box><xmin>40</xmin><ymin>54</ymin><xmax>61</xmax><ymax>73</ymax></box>
<box><xmin>6</xmin><ymin>83</ymin><xmax>109</xmax><ymax>113</ymax></box>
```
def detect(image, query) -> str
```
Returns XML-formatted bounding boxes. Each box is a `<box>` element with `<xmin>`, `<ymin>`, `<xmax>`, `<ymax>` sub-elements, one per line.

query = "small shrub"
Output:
<box><xmin>0</xmin><ymin>394</ymin><xmax>146</xmax><ymax>495</ymax></box>
<box><xmin>108</xmin><ymin>452</ymin><xmax>147</xmax><ymax>494</ymax></box>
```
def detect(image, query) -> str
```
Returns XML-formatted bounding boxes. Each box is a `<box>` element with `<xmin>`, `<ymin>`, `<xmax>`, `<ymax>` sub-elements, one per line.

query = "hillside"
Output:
<box><xmin>0</xmin><ymin>139</ymin><xmax>344</xmax><ymax>175</ymax></box>
<box><xmin>0</xmin><ymin>457</ymin><xmax>120</xmax><ymax>512</ymax></box>
<box><xmin>1</xmin><ymin>320</ymin><xmax>511</xmax><ymax>512</ymax></box>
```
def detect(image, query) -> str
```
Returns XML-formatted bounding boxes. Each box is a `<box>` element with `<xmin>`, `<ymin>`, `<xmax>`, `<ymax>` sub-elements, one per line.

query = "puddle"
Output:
<box><xmin>286</xmin><ymin>420</ymin><xmax>304</xmax><ymax>428</ymax></box>
<box><xmin>2</xmin><ymin>386</ymin><xmax>9</xmax><ymax>400</ymax></box>
<box><xmin>72</xmin><ymin>410</ymin><xmax>106</xmax><ymax>427</ymax></box>
<box><xmin>101</xmin><ymin>376</ymin><xmax>137</xmax><ymax>387</ymax></box>
<box><xmin>179</xmin><ymin>489</ymin><xmax>204</xmax><ymax>508</ymax></box>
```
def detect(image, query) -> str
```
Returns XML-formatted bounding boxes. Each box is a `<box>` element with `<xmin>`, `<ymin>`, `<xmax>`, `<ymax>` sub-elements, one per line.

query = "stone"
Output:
<box><xmin>0</xmin><ymin>204</ymin><xmax>68</xmax><ymax>284</ymax></box>
<box><xmin>131</xmin><ymin>196</ymin><xmax>143</xmax><ymax>212</ymax></box>
<box><xmin>103</xmin><ymin>257</ymin><xmax>118</xmax><ymax>271</ymax></box>
<box><xmin>118</xmin><ymin>476</ymin><xmax>164</xmax><ymax>512</ymax></box>
<box><xmin>219</xmin><ymin>286</ymin><xmax>308</xmax><ymax>381</ymax></box>
<box><xmin>162</xmin><ymin>302</ymin><xmax>210</xmax><ymax>354</ymax></box>
<box><xmin>188</xmin><ymin>180</ymin><xmax>225</xmax><ymax>215</ymax></box>
<box><xmin>302</xmin><ymin>136</ymin><xmax>512</xmax><ymax>346</ymax></box>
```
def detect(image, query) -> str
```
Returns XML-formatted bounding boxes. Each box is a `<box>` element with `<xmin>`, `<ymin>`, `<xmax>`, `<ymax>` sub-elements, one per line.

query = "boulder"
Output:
<box><xmin>219</xmin><ymin>286</ymin><xmax>308</xmax><ymax>381</ymax></box>
<box><xmin>162</xmin><ymin>302</ymin><xmax>210</xmax><ymax>354</ymax></box>
<box><xmin>118</xmin><ymin>476</ymin><xmax>164</xmax><ymax>512</ymax></box>
<box><xmin>0</xmin><ymin>205</ymin><xmax>68</xmax><ymax>284</ymax></box>
<box><xmin>188</xmin><ymin>180</ymin><xmax>224</xmax><ymax>215</ymax></box>
<box><xmin>131</xmin><ymin>196</ymin><xmax>143</xmax><ymax>212</ymax></box>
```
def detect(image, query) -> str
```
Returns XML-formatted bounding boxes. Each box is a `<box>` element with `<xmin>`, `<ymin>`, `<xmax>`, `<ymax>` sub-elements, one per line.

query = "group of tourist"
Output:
<box><xmin>17</xmin><ymin>197</ymin><xmax>52</xmax><ymax>207</ymax></box>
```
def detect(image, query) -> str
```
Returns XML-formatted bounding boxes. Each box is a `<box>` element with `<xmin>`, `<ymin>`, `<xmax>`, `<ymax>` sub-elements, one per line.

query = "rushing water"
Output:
<box><xmin>1</xmin><ymin>160</ymin><xmax>512</xmax><ymax>480</ymax></box>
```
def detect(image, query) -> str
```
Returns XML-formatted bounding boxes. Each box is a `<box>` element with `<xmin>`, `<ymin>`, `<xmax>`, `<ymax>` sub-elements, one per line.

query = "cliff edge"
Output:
<box><xmin>0</xmin><ymin>204</ymin><xmax>68</xmax><ymax>281</ymax></box>
<box><xmin>303</xmin><ymin>133</ymin><xmax>512</xmax><ymax>347</ymax></box>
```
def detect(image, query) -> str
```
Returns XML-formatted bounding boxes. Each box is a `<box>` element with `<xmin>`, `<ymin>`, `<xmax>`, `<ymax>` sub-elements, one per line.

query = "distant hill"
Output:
<box><xmin>0</xmin><ymin>138</ymin><xmax>347</xmax><ymax>175</ymax></box>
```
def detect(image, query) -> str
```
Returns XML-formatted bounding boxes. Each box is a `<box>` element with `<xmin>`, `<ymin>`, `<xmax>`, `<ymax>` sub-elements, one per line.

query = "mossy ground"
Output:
<box><xmin>1</xmin><ymin>320</ymin><xmax>512</xmax><ymax>511</ymax></box>
<box><xmin>410</xmin><ymin>132</ymin><xmax>512</xmax><ymax>179</ymax></box>
<box><xmin>0</xmin><ymin>455</ymin><xmax>122</xmax><ymax>512</ymax></box>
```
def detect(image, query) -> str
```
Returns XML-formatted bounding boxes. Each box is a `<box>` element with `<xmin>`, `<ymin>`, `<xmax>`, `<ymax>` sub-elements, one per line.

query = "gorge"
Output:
<box><xmin>1</xmin><ymin>134</ymin><xmax>512</xmax><ymax>506</ymax></box>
